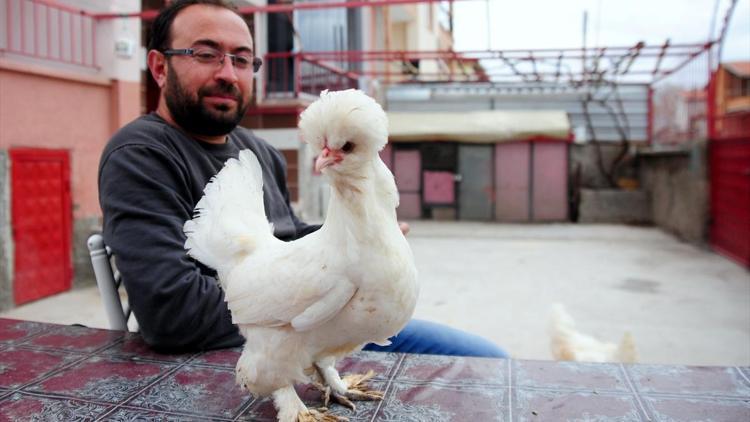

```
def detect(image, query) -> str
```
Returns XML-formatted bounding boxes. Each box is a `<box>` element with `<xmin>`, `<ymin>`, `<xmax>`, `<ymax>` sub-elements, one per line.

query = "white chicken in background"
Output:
<box><xmin>549</xmin><ymin>303</ymin><xmax>638</xmax><ymax>363</ymax></box>
<box><xmin>183</xmin><ymin>89</ymin><xmax>418</xmax><ymax>422</ymax></box>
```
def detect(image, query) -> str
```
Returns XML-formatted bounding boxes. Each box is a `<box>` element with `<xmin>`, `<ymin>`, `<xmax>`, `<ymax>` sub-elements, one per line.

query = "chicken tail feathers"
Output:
<box><xmin>549</xmin><ymin>303</ymin><xmax>576</xmax><ymax>334</ymax></box>
<box><xmin>549</xmin><ymin>303</ymin><xmax>577</xmax><ymax>360</ymax></box>
<box><xmin>183</xmin><ymin>149</ymin><xmax>273</xmax><ymax>275</ymax></box>
<box><xmin>549</xmin><ymin>303</ymin><xmax>639</xmax><ymax>363</ymax></box>
<box><xmin>617</xmin><ymin>331</ymin><xmax>638</xmax><ymax>363</ymax></box>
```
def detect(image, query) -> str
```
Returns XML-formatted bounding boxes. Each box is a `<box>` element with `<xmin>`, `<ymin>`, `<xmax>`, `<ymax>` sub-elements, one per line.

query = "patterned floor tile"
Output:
<box><xmin>376</xmin><ymin>381</ymin><xmax>508</xmax><ymax>421</ymax></box>
<box><xmin>513</xmin><ymin>388</ymin><xmax>644</xmax><ymax>422</ymax></box>
<box><xmin>397</xmin><ymin>354</ymin><xmax>507</xmax><ymax>386</ymax></box>
<box><xmin>100</xmin><ymin>332</ymin><xmax>192</xmax><ymax>363</ymax></box>
<box><xmin>23</xmin><ymin>324</ymin><xmax>121</xmax><ymax>353</ymax></box>
<box><xmin>0</xmin><ymin>392</ymin><xmax>111</xmax><ymax>421</ymax></box>
<box><xmin>0</xmin><ymin>319</ymin><xmax>50</xmax><ymax>345</ymax></box>
<box><xmin>513</xmin><ymin>359</ymin><xmax>629</xmax><ymax>393</ymax></box>
<box><xmin>0</xmin><ymin>347</ymin><xmax>83</xmax><ymax>389</ymax></box>
<box><xmin>735</xmin><ymin>367</ymin><xmax>750</xmax><ymax>387</ymax></box>
<box><xmin>627</xmin><ymin>365</ymin><xmax>750</xmax><ymax>398</ymax></box>
<box><xmin>128</xmin><ymin>364</ymin><xmax>251</xmax><ymax>419</ymax></box>
<box><xmin>24</xmin><ymin>355</ymin><xmax>171</xmax><ymax>404</ymax></box>
<box><xmin>191</xmin><ymin>347</ymin><xmax>242</xmax><ymax>368</ymax></box>
<box><xmin>102</xmin><ymin>405</ymin><xmax>230</xmax><ymax>421</ymax></box>
<box><xmin>642</xmin><ymin>395</ymin><xmax>750</xmax><ymax>422</ymax></box>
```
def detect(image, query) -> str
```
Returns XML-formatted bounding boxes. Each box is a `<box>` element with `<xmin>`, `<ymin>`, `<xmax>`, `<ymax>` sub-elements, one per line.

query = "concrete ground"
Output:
<box><xmin>2</xmin><ymin>222</ymin><xmax>748</xmax><ymax>366</ymax></box>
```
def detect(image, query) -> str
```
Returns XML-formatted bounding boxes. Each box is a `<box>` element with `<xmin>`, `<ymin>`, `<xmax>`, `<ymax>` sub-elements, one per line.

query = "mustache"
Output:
<box><xmin>199</xmin><ymin>83</ymin><xmax>241</xmax><ymax>100</ymax></box>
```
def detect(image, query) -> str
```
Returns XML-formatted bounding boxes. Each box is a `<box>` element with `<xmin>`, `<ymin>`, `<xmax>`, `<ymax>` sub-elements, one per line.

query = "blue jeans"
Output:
<box><xmin>362</xmin><ymin>319</ymin><xmax>508</xmax><ymax>358</ymax></box>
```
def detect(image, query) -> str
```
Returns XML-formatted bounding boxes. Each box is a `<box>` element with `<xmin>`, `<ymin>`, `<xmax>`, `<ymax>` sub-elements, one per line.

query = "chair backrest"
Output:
<box><xmin>86</xmin><ymin>233</ymin><xmax>134</xmax><ymax>331</ymax></box>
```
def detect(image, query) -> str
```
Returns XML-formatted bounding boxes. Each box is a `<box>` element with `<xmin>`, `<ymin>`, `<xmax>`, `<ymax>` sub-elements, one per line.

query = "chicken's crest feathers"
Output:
<box><xmin>299</xmin><ymin>89</ymin><xmax>389</xmax><ymax>157</ymax></box>
<box><xmin>183</xmin><ymin>149</ymin><xmax>275</xmax><ymax>276</ymax></box>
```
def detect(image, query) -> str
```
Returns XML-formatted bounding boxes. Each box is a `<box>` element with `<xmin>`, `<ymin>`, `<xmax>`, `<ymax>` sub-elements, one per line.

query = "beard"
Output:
<box><xmin>164</xmin><ymin>68</ymin><xmax>250</xmax><ymax>137</ymax></box>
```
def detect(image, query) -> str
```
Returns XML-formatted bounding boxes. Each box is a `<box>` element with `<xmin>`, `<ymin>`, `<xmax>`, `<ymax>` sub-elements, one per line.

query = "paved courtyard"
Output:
<box><xmin>3</xmin><ymin>222</ymin><xmax>749</xmax><ymax>366</ymax></box>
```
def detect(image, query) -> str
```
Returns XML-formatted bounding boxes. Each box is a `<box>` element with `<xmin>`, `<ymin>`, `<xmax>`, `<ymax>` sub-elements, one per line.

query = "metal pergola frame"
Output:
<box><xmin>24</xmin><ymin>0</ymin><xmax>737</xmax><ymax>88</ymax></box>
<box><xmin>267</xmin><ymin>42</ymin><xmax>715</xmax><ymax>86</ymax></box>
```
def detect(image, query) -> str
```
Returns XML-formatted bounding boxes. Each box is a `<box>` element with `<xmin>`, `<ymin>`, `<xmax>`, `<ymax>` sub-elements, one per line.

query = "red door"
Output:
<box><xmin>709</xmin><ymin>137</ymin><xmax>750</xmax><ymax>268</ymax></box>
<box><xmin>10</xmin><ymin>148</ymin><xmax>73</xmax><ymax>305</ymax></box>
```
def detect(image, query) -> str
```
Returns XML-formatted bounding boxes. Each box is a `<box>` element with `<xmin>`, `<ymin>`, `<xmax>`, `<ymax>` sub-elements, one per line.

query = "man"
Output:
<box><xmin>99</xmin><ymin>0</ymin><xmax>506</xmax><ymax>357</ymax></box>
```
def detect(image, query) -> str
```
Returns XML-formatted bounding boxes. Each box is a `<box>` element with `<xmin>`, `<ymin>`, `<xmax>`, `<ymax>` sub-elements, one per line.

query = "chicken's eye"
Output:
<box><xmin>341</xmin><ymin>141</ymin><xmax>355</xmax><ymax>153</ymax></box>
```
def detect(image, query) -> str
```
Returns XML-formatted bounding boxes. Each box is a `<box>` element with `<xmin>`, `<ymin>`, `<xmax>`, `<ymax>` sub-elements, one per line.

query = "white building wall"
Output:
<box><xmin>94</xmin><ymin>1</ymin><xmax>141</xmax><ymax>83</ymax></box>
<box><xmin>0</xmin><ymin>0</ymin><xmax>141</xmax><ymax>82</ymax></box>
<box><xmin>415</xmin><ymin>4</ymin><xmax>441</xmax><ymax>76</ymax></box>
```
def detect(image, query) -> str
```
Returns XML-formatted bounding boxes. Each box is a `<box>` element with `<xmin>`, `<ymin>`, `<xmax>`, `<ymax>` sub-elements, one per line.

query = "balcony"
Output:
<box><xmin>261</xmin><ymin>51</ymin><xmax>359</xmax><ymax>104</ymax></box>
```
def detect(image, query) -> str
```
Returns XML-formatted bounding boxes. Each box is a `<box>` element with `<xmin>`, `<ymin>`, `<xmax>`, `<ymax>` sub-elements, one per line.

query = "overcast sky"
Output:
<box><xmin>453</xmin><ymin>0</ymin><xmax>749</xmax><ymax>62</ymax></box>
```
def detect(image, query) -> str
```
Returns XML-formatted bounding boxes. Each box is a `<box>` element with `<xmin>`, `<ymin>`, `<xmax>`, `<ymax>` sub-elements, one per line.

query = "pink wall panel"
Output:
<box><xmin>397</xmin><ymin>193</ymin><xmax>422</xmax><ymax>219</ymax></box>
<box><xmin>423</xmin><ymin>171</ymin><xmax>455</xmax><ymax>204</ymax></box>
<box><xmin>380</xmin><ymin>143</ymin><xmax>393</xmax><ymax>170</ymax></box>
<box><xmin>393</xmin><ymin>149</ymin><xmax>421</xmax><ymax>219</ymax></box>
<box><xmin>532</xmin><ymin>142</ymin><xmax>568</xmax><ymax>221</ymax></box>
<box><xmin>494</xmin><ymin>142</ymin><xmax>530</xmax><ymax>221</ymax></box>
<box><xmin>393</xmin><ymin>150</ymin><xmax>421</xmax><ymax>191</ymax></box>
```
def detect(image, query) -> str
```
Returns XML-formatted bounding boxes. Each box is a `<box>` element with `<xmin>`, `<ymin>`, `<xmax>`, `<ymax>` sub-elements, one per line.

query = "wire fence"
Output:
<box><xmin>648</xmin><ymin>47</ymin><xmax>712</xmax><ymax>145</ymax></box>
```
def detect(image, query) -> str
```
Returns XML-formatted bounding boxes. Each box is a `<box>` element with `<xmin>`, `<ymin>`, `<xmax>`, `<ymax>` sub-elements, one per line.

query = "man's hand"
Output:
<box><xmin>399</xmin><ymin>222</ymin><xmax>410</xmax><ymax>236</ymax></box>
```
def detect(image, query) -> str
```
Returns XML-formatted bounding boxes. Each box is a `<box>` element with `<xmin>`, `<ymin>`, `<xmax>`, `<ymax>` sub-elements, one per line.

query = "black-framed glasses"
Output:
<box><xmin>162</xmin><ymin>47</ymin><xmax>263</xmax><ymax>73</ymax></box>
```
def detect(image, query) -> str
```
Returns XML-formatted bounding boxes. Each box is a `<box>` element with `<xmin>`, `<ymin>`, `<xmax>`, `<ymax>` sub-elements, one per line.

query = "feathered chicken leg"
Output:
<box><xmin>314</xmin><ymin>359</ymin><xmax>384</xmax><ymax>411</ymax></box>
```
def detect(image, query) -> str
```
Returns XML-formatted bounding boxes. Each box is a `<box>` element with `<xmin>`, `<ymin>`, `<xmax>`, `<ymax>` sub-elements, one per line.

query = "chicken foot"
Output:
<box><xmin>314</xmin><ymin>362</ymin><xmax>384</xmax><ymax>411</ymax></box>
<box><xmin>272</xmin><ymin>385</ymin><xmax>347</xmax><ymax>422</ymax></box>
<box><xmin>297</xmin><ymin>408</ymin><xmax>347</xmax><ymax>422</ymax></box>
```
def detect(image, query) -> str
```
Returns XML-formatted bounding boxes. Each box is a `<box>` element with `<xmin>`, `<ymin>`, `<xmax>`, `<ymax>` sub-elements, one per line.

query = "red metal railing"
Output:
<box><xmin>93</xmin><ymin>0</ymin><xmax>465</xmax><ymax>20</ymax></box>
<box><xmin>263</xmin><ymin>52</ymin><xmax>359</xmax><ymax>99</ymax></box>
<box><xmin>1</xmin><ymin>0</ymin><xmax>98</xmax><ymax>69</ymax></box>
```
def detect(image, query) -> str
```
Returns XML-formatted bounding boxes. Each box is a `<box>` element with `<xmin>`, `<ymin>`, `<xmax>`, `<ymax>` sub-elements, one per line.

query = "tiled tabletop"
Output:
<box><xmin>0</xmin><ymin>318</ymin><xmax>748</xmax><ymax>421</ymax></box>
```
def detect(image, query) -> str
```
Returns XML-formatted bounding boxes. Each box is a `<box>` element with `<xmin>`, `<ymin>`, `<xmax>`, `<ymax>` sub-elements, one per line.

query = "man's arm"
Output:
<box><xmin>99</xmin><ymin>144</ymin><xmax>243</xmax><ymax>351</ymax></box>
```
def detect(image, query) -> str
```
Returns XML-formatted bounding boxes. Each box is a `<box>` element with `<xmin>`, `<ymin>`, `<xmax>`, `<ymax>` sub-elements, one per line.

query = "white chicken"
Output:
<box><xmin>183</xmin><ymin>89</ymin><xmax>418</xmax><ymax>422</ymax></box>
<box><xmin>549</xmin><ymin>303</ymin><xmax>638</xmax><ymax>363</ymax></box>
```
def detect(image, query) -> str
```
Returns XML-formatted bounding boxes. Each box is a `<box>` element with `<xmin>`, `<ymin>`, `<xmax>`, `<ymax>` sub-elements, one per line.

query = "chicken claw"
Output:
<box><xmin>298</xmin><ymin>407</ymin><xmax>348</xmax><ymax>422</ymax></box>
<box><xmin>316</xmin><ymin>370</ymin><xmax>384</xmax><ymax>410</ymax></box>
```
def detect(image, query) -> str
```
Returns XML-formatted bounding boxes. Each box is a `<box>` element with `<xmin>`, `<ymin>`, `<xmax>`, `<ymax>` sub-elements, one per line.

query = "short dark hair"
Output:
<box><xmin>148</xmin><ymin>0</ymin><xmax>241</xmax><ymax>52</ymax></box>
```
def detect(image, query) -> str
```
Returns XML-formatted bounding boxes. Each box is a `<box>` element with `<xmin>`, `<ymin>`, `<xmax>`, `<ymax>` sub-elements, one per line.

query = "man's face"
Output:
<box><xmin>162</xmin><ymin>5</ymin><xmax>255</xmax><ymax>137</ymax></box>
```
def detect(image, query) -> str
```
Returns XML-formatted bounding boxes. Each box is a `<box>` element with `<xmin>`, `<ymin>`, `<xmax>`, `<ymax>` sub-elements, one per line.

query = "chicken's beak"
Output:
<box><xmin>315</xmin><ymin>147</ymin><xmax>343</xmax><ymax>172</ymax></box>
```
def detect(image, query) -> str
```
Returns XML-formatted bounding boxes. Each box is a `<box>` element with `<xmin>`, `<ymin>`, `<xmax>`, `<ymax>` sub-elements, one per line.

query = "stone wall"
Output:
<box><xmin>568</xmin><ymin>141</ymin><xmax>637</xmax><ymax>189</ymax></box>
<box><xmin>638</xmin><ymin>142</ymin><xmax>709</xmax><ymax>244</ymax></box>
<box><xmin>0</xmin><ymin>151</ymin><xmax>12</xmax><ymax>312</ymax></box>
<box><xmin>571</xmin><ymin>140</ymin><xmax>709</xmax><ymax>244</ymax></box>
<box><xmin>578</xmin><ymin>189</ymin><xmax>651</xmax><ymax>224</ymax></box>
